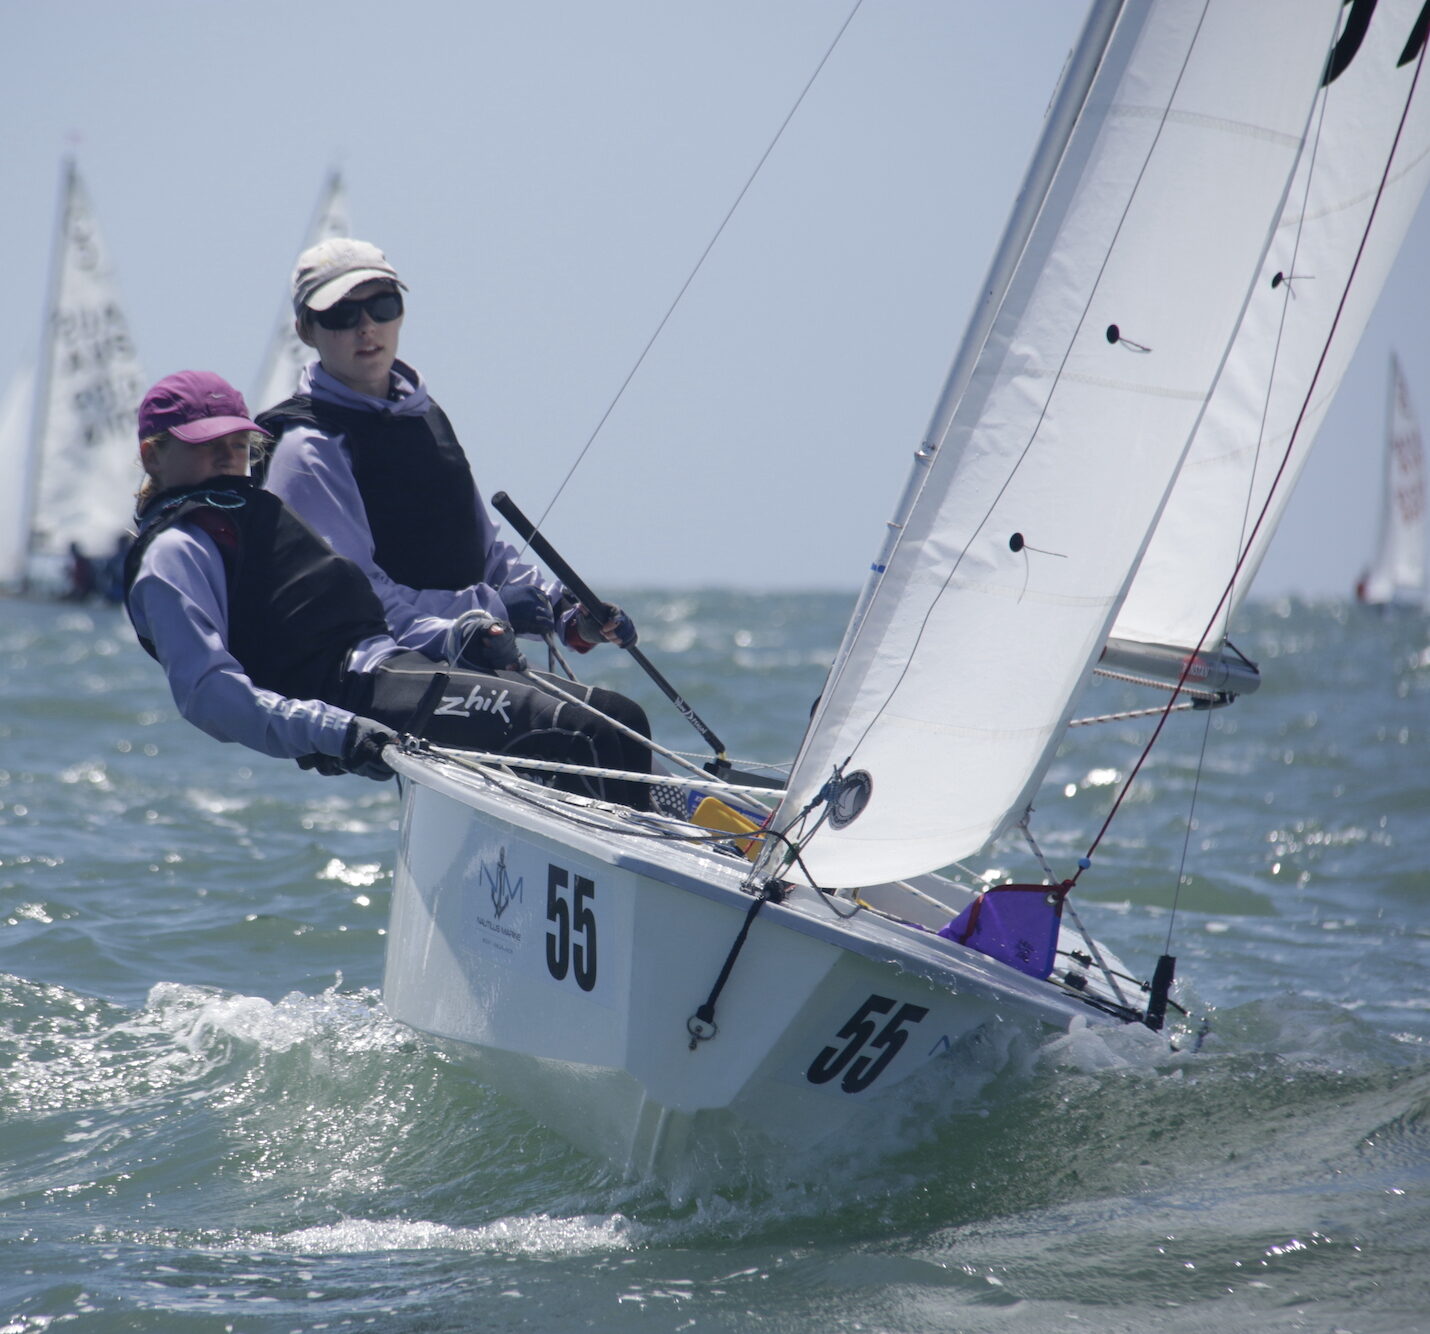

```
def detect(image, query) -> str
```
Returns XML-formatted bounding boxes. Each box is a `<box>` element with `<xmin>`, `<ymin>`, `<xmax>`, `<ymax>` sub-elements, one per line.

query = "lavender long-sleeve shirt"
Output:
<box><xmin>128</xmin><ymin>517</ymin><xmax>449</xmax><ymax>761</ymax></box>
<box><xmin>261</xmin><ymin>362</ymin><xmax>561</xmax><ymax>642</ymax></box>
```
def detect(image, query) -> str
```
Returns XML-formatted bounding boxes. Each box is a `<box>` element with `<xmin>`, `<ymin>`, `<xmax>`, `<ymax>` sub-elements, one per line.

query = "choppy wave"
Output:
<box><xmin>3</xmin><ymin>595</ymin><xmax>1428</xmax><ymax>1332</ymax></box>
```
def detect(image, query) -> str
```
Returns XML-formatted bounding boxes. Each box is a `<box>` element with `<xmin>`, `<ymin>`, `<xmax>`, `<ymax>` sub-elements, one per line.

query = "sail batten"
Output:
<box><xmin>768</xmin><ymin>0</ymin><xmax>1342</xmax><ymax>890</ymax></box>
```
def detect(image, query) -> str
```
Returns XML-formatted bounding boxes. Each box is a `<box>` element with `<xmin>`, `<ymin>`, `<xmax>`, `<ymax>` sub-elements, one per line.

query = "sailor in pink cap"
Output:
<box><xmin>124</xmin><ymin>371</ymin><xmax>653</xmax><ymax>801</ymax></box>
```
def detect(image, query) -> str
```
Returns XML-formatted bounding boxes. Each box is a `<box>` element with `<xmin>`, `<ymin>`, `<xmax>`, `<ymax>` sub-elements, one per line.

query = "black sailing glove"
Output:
<box><xmin>559</xmin><ymin>601</ymin><xmax>638</xmax><ymax>653</ymax></box>
<box><xmin>446</xmin><ymin>608</ymin><xmax>527</xmax><ymax>673</ymax></box>
<box><xmin>501</xmin><ymin>584</ymin><xmax>556</xmax><ymax>636</ymax></box>
<box><xmin>296</xmin><ymin>716</ymin><xmax>398</xmax><ymax>781</ymax></box>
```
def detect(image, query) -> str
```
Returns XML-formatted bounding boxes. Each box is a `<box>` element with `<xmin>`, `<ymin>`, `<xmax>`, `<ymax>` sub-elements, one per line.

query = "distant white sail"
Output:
<box><xmin>1359</xmin><ymin>353</ymin><xmax>1426</xmax><ymax>605</ymax></box>
<box><xmin>252</xmin><ymin>170</ymin><xmax>350</xmax><ymax>412</ymax></box>
<box><xmin>768</xmin><ymin>0</ymin><xmax>1340</xmax><ymax>888</ymax></box>
<box><xmin>1114</xmin><ymin>0</ymin><xmax>1430</xmax><ymax>657</ymax></box>
<box><xmin>18</xmin><ymin>160</ymin><xmax>146</xmax><ymax>583</ymax></box>
<box><xmin>0</xmin><ymin>365</ymin><xmax>35</xmax><ymax>586</ymax></box>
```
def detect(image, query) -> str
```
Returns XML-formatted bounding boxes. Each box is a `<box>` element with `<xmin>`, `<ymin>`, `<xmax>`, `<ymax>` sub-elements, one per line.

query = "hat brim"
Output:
<box><xmin>303</xmin><ymin>269</ymin><xmax>409</xmax><ymax>312</ymax></box>
<box><xmin>169</xmin><ymin>415</ymin><xmax>268</xmax><ymax>444</ymax></box>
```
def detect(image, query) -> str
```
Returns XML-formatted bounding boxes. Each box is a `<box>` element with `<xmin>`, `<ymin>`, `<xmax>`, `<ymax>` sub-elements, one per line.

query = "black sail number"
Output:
<box><xmin>807</xmin><ymin>994</ymin><xmax>929</xmax><ymax>1094</ymax></box>
<box><xmin>1323</xmin><ymin>0</ymin><xmax>1430</xmax><ymax>85</ymax></box>
<box><xmin>545</xmin><ymin>865</ymin><xmax>597</xmax><ymax>992</ymax></box>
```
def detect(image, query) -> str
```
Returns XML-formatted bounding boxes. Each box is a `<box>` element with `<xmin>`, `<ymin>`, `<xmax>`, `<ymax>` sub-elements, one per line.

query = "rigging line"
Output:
<box><xmin>1112</xmin><ymin>69</ymin><xmax>1321</xmax><ymax>910</ymax></box>
<box><xmin>447</xmin><ymin>759</ymin><xmax>771</xmax><ymax>851</ymax></box>
<box><xmin>1019</xmin><ymin>819</ymin><xmax>1131</xmax><ymax>1008</ymax></box>
<box><xmin>421</xmin><ymin>742</ymin><xmax>786</xmax><ymax>800</ymax></box>
<box><xmin>1076</xmin><ymin>32</ymin><xmax>1430</xmax><ymax>881</ymax></box>
<box><xmin>521</xmin><ymin>664</ymin><xmax>778</xmax><ymax>811</ymax></box>
<box><xmin>802</xmin><ymin>0</ymin><xmax>1217</xmax><ymax>775</ymax></box>
<box><xmin>1069</xmin><ymin>698</ymin><xmax>1202</xmax><ymax>726</ymax></box>
<box><xmin>1220</xmin><ymin>49</ymin><xmax>1333</xmax><ymax>635</ymax></box>
<box><xmin>1165</xmin><ymin>701</ymin><xmax>1216</xmax><ymax>955</ymax></box>
<box><xmin>522</xmin><ymin>0</ymin><xmax>867</xmax><ymax>543</ymax></box>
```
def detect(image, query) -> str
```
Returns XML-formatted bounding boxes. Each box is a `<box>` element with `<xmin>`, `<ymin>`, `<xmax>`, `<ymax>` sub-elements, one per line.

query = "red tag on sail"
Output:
<box><xmin>937</xmin><ymin>883</ymin><xmax>1069</xmax><ymax>979</ymax></box>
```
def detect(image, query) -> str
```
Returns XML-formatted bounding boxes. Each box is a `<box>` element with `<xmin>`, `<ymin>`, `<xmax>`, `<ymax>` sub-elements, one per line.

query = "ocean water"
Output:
<box><xmin>2</xmin><ymin>592</ymin><xmax>1427</xmax><ymax>1333</ymax></box>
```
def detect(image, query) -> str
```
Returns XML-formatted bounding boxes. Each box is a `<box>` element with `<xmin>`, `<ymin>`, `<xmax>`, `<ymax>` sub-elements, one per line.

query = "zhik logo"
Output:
<box><xmin>436</xmin><ymin>684</ymin><xmax>513</xmax><ymax>723</ymax></box>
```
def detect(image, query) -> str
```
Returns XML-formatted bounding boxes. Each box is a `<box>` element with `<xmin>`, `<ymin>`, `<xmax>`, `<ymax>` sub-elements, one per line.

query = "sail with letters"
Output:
<box><xmin>252</xmin><ymin>169</ymin><xmax>350</xmax><ymax>413</ymax></box>
<box><xmin>1358</xmin><ymin>352</ymin><xmax>1427</xmax><ymax>606</ymax></box>
<box><xmin>2</xmin><ymin>160</ymin><xmax>146</xmax><ymax>591</ymax></box>
<box><xmin>1111</xmin><ymin>0</ymin><xmax>1430</xmax><ymax>679</ymax></box>
<box><xmin>762</xmin><ymin>0</ymin><xmax>1341</xmax><ymax>888</ymax></box>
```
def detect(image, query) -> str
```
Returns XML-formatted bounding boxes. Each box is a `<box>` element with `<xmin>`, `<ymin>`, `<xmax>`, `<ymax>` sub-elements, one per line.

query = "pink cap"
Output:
<box><xmin>138</xmin><ymin>371</ymin><xmax>267</xmax><ymax>443</ymax></box>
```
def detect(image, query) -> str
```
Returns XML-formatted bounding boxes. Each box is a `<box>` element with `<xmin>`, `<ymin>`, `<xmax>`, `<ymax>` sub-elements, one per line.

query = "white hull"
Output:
<box><xmin>383</xmin><ymin>750</ymin><xmax>1131</xmax><ymax>1179</ymax></box>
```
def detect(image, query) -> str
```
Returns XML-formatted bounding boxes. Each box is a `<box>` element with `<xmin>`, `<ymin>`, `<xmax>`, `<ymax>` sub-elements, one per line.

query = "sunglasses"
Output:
<box><xmin>308</xmin><ymin>289</ymin><xmax>404</xmax><ymax>331</ymax></box>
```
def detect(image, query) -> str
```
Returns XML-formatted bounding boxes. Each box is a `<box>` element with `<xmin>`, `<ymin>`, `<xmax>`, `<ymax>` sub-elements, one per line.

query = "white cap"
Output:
<box><xmin>292</xmin><ymin>237</ymin><xmax>407</xmax><ymax>313</ymax></box>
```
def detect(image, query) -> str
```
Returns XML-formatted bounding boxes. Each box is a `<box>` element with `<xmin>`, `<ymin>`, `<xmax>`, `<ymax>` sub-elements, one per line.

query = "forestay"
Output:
<box><xmin>1114</xmin><ymin>0</ymin><xmax>1430</xmax><ymax>652</ymax></box>
<box><xmin>19</xmin><ymin>160</ymin><xmax>146</xmax><ymax>579</ymax></box>
<box><xmin>770</xmin><ymin>0</ymin><xmax>1341</xmax><ymax>889</ymax></box>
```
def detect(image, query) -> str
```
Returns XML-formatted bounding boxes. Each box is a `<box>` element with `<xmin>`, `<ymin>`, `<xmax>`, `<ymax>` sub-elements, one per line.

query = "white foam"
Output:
<box><xmin>257</xmin><ymin>1211</ymin><xmax>636</xmax><ymax>1257</ymax></box>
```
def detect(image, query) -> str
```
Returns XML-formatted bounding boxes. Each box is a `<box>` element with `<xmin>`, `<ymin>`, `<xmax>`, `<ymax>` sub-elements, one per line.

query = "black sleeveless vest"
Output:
<box><xmin>124</xmin><ymin>477</ymin><xmax>390</xmax><ymax>704</ymax></box>
<box><xmin>256</xmin><ymin>391</ymin><xmax>485</xmax><ymax>591</ymax></box>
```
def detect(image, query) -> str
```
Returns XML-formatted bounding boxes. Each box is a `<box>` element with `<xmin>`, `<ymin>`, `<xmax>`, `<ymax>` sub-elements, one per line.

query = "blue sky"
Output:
<box><xmin>2</xmin><ymin>0</ymin><xmax>1427</xmax><ymax>596</ymax></box>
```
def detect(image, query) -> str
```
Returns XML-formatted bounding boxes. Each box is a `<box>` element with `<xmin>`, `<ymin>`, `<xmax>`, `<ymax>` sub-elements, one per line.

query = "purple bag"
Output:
<box><xmin>937</xmin><ymin>883</ymin><xmax>1069</xmax><ymax>979</ymax></box>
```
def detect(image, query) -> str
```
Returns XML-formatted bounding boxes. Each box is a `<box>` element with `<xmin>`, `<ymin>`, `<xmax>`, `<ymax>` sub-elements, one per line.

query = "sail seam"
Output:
<box><xmin>1108</xmin><ymin>102</ymin><xmax>1305</xmax><ymax>149</ymax></box>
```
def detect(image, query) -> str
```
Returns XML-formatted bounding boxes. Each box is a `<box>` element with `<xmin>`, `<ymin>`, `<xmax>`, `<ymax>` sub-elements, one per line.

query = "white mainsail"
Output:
<box><xmin>768</xmin><ymin>0</ymin><xmax>1341</xmax><ymax>889</ymax></box>
<box><xmin>1113</xmin><ymin>0</ymin><xmax>1430</xmax><ymax>656</ymax></box>
<box><xmin>13</xmin><ymin>160</ymin><xmax>146</xmax><ymax>587</ymax></box>
<box><xmin>1360</xmin><ymin>353</ymin><xmax>1427</xmax><ymax>605</ymax></box>
<box><xmin>252</xmin><ymin>170</ymin><xmax>350</xmax><ymax>412</ymax></box>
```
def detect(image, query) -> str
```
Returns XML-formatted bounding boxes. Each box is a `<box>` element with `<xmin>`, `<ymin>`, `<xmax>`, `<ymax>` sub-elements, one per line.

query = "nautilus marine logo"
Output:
<box><xmin>481</xmin><ymin>847</ymin><xmax>523</xmax><ymax>918</ymax></box>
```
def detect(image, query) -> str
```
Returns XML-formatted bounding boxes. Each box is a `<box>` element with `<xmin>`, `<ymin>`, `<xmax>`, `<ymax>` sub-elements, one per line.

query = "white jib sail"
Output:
<box><xmin>21</xmin><ymin>161</ymin><xmax>147</xmax><ymax>576</ymax></box>
<box><xmin>770</xmin><ymin>0</ymin><xmax>1341</xmax><ymax>890</ymax></box>
<box><xmin>251</xmin><ymin>170</ymin><xmax>350</xmax><ymax>412</ymax></box>
<box><xmin>1113</xmin><ymin>0</ymin><xmax>1430</xmax><ymax>652</ymax></box>
<box><xmin>1362</xmin><ymin>353</ymin><xmax>1427</xmax><ymax>604</ymax></box>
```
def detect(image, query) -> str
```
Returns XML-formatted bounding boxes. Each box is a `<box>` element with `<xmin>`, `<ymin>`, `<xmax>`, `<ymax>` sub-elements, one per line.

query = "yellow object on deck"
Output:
<box><xmin>691</xmin><ymin>795</ymin><xmax>763</xmax><ymax>860</ymax></box>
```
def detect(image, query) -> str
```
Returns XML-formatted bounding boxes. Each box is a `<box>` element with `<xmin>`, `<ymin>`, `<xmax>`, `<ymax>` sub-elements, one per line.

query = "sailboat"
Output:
<box><xmin>375</xmin><ymin>0</ymin><xmax>1427</xmax><ymax>1179</ymax></box>
<box><xmin>251</xmin><ymin>169</ymin><xmax>350</xmax><ymax>414</ymax></box>
<box><xmin>1357</xmin><ymin>354</ymin><xmax>1426</xmax><ymax>608</ymax></box>
<box><xmin>0</xmin><ymin>159</ymin><xmax>146</xmax><ymax>593</ymax></box>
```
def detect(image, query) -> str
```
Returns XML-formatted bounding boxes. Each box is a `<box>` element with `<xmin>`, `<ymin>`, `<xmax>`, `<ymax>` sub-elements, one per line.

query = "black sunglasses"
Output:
<box><xmin>308</xmin><ymin>289</ymin><xmax>404</xmax><ymax>331</ymax></box>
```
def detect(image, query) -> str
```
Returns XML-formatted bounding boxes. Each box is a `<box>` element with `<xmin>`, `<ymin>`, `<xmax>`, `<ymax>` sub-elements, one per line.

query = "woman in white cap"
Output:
<box><xmin>257</xmin><ymin>237</ymin><xmax>636</xmax><ymax>660</ymax></box>
<box><xmin>125</xmin><ymin>370</ymin><xmax>654</xmax><ymax>804</ymax></box>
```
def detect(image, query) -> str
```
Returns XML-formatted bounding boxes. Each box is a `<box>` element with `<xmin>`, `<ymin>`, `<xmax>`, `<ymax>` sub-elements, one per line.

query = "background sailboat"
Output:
<box><xmin>1357</xmin><ymin>352</ymin><xmax>1426</xmax><ymax>606</ymax></box>
<box><xmin>0</xmin><ymin>159</ymin><xmax>145</xmax><ymax>593</ymax></box>
<box><xmin>251</xmin><ymin>170</ymin><xmax>350</xmax><ymax>414</ymax></box>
